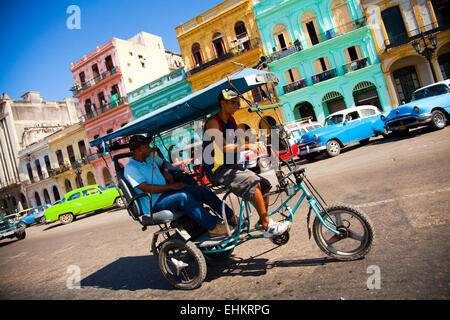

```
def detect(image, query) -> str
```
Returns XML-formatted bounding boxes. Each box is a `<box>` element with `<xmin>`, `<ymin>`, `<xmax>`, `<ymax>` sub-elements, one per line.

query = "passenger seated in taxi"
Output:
<box><xmin>124</xmin><ymin>135</ymin><xmax>239</xmax><ymax>237</ymax></box>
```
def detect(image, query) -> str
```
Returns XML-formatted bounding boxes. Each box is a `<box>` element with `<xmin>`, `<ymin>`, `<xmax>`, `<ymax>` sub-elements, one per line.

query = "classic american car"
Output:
<box><xmin>16</xmin><ymin>204</ymin><xmax>51</xmax><ymax>228</ymax></box>
<box><xmin>298</xmin><ymin>105</ymin><xmax>386</xmax><ymax>160</ymax></box>
<box><xmin>44</xmin><ymin>185</ymin><xmax>123</xmax><ymax>225</ymax></box>
<box><xmin>382</xmin><ymin>80</ymin><xmax>450</xmax><ymax>135</ymax></box>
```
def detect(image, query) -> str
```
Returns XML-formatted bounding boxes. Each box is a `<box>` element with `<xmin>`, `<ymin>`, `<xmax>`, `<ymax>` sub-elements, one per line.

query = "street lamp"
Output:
<box><xmin>411</xmin><ymin>33</ymin><xmax>438</xmax><ymax>83</ymax></box>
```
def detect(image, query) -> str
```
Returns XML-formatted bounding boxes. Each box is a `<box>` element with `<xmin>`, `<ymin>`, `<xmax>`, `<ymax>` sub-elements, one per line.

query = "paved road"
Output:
<box><xmin>1</xmin><ymin>126</ymin><xmax>449</xmax><ymax>300</ymax></box>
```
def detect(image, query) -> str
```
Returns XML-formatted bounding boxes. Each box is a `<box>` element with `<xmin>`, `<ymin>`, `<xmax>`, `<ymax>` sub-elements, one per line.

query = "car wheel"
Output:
<box><xmin>257</xmin><ymin>157</ymin><xmax>272</xmax><ymax>173</ymax></box>
<box><xmin>15</xmin><ymin>229</ymin><xmax>26</xmax><ymax>240</ymax></box>
<box><xmin>430</xmin><ymin>110</ymin><xmax>447</xmax><ymax>130</ymax></box>
<box><xmin>115</xmin><ymin>197</ymin><xmax>125</xmax><ymax>207</ymax></box>
<box><xmin>326</xmin><ymin>140</ymin><xmax>341</xmax><ymax>157</ymax></box>
<box><xmin>39</xmin><ymin>216</ymin><xmax>46</xmax><ymax>224</ymax></box>
<box><xmin>18</xmin><ymin>222</ymin><xmax>26</xmax><ymax>229</ymax></box>
<box><xmin>59</xmin><ymin>213</ymin><xmax>74</xmax><ymax>225</ymax></box>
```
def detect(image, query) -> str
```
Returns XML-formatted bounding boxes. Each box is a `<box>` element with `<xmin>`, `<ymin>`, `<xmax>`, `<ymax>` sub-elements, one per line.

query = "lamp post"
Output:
<box><xmin>412</xmin><ymin>33</ymin><xmax>438</xmax><ymax>83</ymax></box>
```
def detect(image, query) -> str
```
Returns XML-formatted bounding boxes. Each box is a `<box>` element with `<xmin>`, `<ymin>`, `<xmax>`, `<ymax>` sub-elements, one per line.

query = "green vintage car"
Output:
<box><xmin>44</xmin><ymin>184</ymin><xmax>124</xmax><ymax>225</ymax></box>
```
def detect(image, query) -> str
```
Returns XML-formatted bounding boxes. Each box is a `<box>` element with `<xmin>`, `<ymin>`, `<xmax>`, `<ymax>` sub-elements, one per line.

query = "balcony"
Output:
<box><xmin>312</xmin><ymin>68</ymin><xmax>337</xmax><ymax>84</ymax></box>
<box><xmin>283</xmin><ymin>79</ymin><xmax>308</xmax><ymax>94</ymax></box>
<box><xmin>342</xmin><ymin>57</ymin><xmax>369</xmax><ymax>74</ymax></box>
<box><xmin>186</xmin><ymin>38</ymin><xmax>262</xmax><ymax>77</ymax></box>
<box><xmin>80</xmin><ymin>96</ymin><xmax>128</xmax><ymax>122</ymax></box>
<box><xmin>267</xmin><ymin>42</ymin><xmax>302</xmax><ymax>63</ymax></box>
<box><xmin>71</xmin><ymin>67</ymin><xmax>121</xmax><ymax>96</ymax></box>
<box><xmin>384</xmin><ymin>21</ymin><xmax>450</xmax><ymax>50</ymax></box>
<box><xmin>320</xmin><ymin>18</ymin><xmax>367</xmax><ymax>42</ymax></box>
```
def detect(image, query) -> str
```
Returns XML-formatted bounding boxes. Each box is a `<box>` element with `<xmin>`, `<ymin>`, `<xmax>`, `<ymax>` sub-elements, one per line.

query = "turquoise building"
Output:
<box><xmin>253</xmin><ymin>0</ymin><xmax>392</xmax><ymax>124</ymax></box>
<box><xmin>127</xmin><ymin>68</ymin><xmax>197</xmax><ymax>163</ymax></box>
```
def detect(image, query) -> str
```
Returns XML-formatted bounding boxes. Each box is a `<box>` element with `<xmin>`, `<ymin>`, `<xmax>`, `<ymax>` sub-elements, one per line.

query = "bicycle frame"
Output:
<box><xmin>200</xmin><ymin>172</ymin><xmax>341</xmax><ymax>255</ymax></box>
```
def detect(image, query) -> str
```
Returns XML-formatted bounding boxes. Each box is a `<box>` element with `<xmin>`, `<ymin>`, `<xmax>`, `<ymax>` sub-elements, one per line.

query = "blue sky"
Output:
<box><xmin>0</xmin><ymin>0</ymin><xmax>224</xmax><ymax>101</ymax></box>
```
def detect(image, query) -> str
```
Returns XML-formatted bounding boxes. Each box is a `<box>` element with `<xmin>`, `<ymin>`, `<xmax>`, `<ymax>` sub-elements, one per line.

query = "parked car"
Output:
<box><xmin>17</xmin><ymin>204</ymin><xmax>51</xmax><ymax>228</ymax></box>
<box><xmin>44</xmin><ymin>184</ymin><xmax>124</xmax><ymax>225</ymax></box>
<box><xmin>241</xmin><ymin>119</ymin><xmax>322</xmax><ymax>172</ymax></box>
<box><xmin>298</xmin><ymin>105</ymin><xmax>386</xmax><ymax>160</ymax></box>
<box><xmin>0</xmin><ymin>214</ymin><xmax>26</xmax><ymax>241</ymax></box>
<box><xmin>382</xmin><ymin>80</ymin><xmax>450</xmax><ymax>136</ymax></box>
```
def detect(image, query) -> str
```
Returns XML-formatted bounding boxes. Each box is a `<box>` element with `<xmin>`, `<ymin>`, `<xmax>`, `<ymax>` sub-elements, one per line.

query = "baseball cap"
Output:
<box><xmin>219</xmin><ymin>89</ymin><xmax>240</xmax><ymax>102</ymax></box>
<box><xmin>128</xmin><ymin>135</ymin><xmax>152</xmax><ymax>151</ymax></box>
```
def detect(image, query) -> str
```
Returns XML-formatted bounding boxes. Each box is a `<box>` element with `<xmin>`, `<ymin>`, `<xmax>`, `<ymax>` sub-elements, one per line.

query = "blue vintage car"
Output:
<box><xmin>17</xmin><ymin>204</ymin><xmax>51</xmax><ymax>228</ymax></box>
<box><xmin>298</xmin><ymin>105</ymin><xmax>387</xmax><ymax>160</ymax></box>
<box><xmin>382</xmin><ymin>80</ymin><xmax>450</xmax><ymax>135</ymax></box>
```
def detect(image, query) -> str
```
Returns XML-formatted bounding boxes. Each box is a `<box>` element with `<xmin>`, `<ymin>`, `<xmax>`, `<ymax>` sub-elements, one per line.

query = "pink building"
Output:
<box><xmin>70</xmin><ymin>31</ymin><xmax>183</xmax><ymax>187</ymax></box>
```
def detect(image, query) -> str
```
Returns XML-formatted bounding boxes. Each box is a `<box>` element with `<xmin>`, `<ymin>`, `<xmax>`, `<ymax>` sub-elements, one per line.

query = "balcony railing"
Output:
<box><xmin>384</xmin><ymin>21</ymin><xmax>450</xmax><ymax>50</ymax></box>
<box><xmin>320</xmin><ymin>18</ymin><xmax>367</xmax><ymax>42</ymax></box>
<box><xmin>312</xmin><ymin>68</ymin><xmax>337</xmax><ymax>84</ymax></box>
<box><xmin>283</xmin><ymin>79</ymin><xmax>308</xmax><ymax>94</ymax></box>
<box><xmin>267</xmin><ymin>42</ymin><xmax>302</xmax><ymax>63</ymax></box>
<box><xmin>81</xmin><ymin>96</ymin><xmax>128</xmax><ymax>122</ymax></box>
<box><xmin>186</xmin><ymin>38</ymin><xmax>261</xmax><ymax>77</ymax></box>
<box><xmin>71</xmin><ymin>67</ymin><xmax>121</xmax><ymax>96</ymax></box>
<box><xmin>342</xmin><ymin>57</ymin><xmax>369</xmax><ymax>74</ymax></box>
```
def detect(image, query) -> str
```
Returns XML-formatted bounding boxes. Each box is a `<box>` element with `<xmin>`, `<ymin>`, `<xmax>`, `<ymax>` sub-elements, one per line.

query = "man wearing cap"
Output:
<box><xmin>202</xmin><ymin>89</ymin><xmax>291</xmax><ymax>238</ymax></box>
<box><xmin>124</xmin><ymin>135</ymin><xmax>238</xmax><ymax>237</ymax></box>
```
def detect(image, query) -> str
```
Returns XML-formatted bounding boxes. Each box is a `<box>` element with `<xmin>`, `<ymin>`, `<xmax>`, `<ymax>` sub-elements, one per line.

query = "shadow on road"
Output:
<box><xmin>80</xmin><ymin>247</ymin><xmax>344</xmax><ymax>291</ymax></box>
<box><xmin>81</xmin><ymin>255</ymin><xmax>174</xmax><ymax>291</ymax></box>
<box><xmin>204</xmin><ymin>247</ymin><xmax>343</xmax><ymax>283</ymax></box>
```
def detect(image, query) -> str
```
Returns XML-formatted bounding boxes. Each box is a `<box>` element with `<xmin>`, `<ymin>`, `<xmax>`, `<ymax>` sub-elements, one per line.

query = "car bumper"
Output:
<box><xmin>386</xmin><ymin>113</ymin><xmax>432</xmax><ymax>131</ymax></box>
<box><xmin>298</xmin><ymin>145</ymin><xmax>326</xmax><ymax>155</ymax></box>
<box><xmin>0</xmin><ymin>230</ymin><xmax>15</xmax><ymax>238</ymax></box>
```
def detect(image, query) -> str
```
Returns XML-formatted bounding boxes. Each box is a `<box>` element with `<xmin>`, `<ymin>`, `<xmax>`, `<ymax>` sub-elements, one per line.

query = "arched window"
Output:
<box><xmin>301</xmin><ymin>12</ymin><xmax>322</xmax><ymax>47</ymax></box>
<box><xmin>212</xmin><ymin>33</ymin><xmax>226</xmax><ymax>58</ymax></box>
<box><xmin>234</xmin><ymin>21</ymin><xmax>250</xmax><ymax>50</ymax></box>
<box><xmin>43</xmin><ymin>189</ymin><xmax>51</xmax><ymax>204</ymax></box>
<box><xmin>273</xmin><ymin>24</ymin><xmax>291</xmax><ymax>52</ymax></box>
<box><xmin>331</xmin><ymin>0</ymin><xmax>353</xmax><ymax>35</ymax></box>
<box><xmin>381</xmin><ymin>6</ymin><xmax>407</xmax><ymax>46</ymax></box>
<box><xmin>192</xmin><ymin>43</ymin><xmax>203</xmax><ymax>66</ymax></box>
<box><xmin>34</xmin><ymin>192</ymin><xmax>42</xmax><ymax>206</ymax></box>
<box><xmin>53</xmin><ymin>186</ymin><xmax>61</xmax><ymax>202</ymax></box>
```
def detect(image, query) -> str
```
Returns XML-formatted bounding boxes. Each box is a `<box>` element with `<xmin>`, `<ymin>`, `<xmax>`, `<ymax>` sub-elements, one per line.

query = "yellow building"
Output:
<box><xmin>175</xmin><ymin>0</ymin><xmax>285</xmax><ymax>132</ymax></box>
<box><xmin>47</xmin><ymin>123</ymin><xmax>97</xmax><ymax>194</ymax></box>
<box><xmin>361</xmin><ymin>0</ymin><xmax>450</xmax><ymax>107</ymax></box>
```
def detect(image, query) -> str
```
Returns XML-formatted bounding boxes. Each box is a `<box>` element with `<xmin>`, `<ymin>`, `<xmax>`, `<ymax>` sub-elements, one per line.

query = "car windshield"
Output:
<box><xmin>307</xmin><ymin>125</ymin><xmax>321</xmax><ymax>131</ymax></box>
<box><xmin>326</xmin><ymin>115</ymin><xmax>344</xmax><ymax>126</ymax></box>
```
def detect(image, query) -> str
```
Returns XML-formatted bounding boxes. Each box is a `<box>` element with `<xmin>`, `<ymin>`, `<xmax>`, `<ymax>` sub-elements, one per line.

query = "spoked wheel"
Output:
<box><xmin>312</xmin><ymin>205</ymin><xmax>374</xmax><ymax>261</ymax></box>
<box><xmin>158</xmin><ymin>238</ymin><xmax>207</xmax><ymax>290</ymax></box>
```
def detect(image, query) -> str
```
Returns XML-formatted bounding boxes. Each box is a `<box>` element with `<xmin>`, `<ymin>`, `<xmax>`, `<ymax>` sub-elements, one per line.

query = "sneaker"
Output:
<box><xmin>255</xmin><ymin>219</ymin><xmax>291</xmax><ymax>238</ymax></box>
<box><xmin>208</xmin><ymin>222</ymin><xmax>231</xmax><ymax>237</ymax></box>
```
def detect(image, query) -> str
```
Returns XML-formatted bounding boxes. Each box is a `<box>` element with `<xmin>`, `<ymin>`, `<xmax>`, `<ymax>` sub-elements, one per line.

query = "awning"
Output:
<box><xmin>90</xmin><ymin>68</ymin><xmax>279</xmax><ymax>147</ymax></box>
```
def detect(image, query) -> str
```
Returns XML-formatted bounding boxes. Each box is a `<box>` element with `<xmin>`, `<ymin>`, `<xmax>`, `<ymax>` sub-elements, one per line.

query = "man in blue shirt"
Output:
<box><xmin>124</xmin><ymin>135</ymin><xmax>237</xmax><ymax>237</ymax></box>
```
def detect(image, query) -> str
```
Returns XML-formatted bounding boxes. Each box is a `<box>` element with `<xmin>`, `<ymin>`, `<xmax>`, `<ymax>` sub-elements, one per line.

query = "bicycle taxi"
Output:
<box><xmin>90</xmin><ymin>67</ymin><xmax>374</xmax><ymax>290</ymax></box>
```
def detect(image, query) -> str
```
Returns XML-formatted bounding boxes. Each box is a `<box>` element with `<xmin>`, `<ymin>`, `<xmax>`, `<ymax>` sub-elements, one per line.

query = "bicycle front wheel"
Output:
<box><xmin>312</xmin><ymin>204</ymin><xmax>374</xmax><ymax>261</ymax></box>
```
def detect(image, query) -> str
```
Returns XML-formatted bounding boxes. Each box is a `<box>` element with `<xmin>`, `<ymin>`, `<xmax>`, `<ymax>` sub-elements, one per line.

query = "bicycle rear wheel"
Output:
<box><xmin>312</xmin><ymin>204</ymin><xmax>374</xmax><ymax>261</ymax></box>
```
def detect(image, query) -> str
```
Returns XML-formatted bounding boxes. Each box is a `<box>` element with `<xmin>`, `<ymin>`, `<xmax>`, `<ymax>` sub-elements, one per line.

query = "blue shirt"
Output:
<box><xmin>124</xmin><ymin>153</ymin><xmax>165</xmax><ymax>214</ymax></box>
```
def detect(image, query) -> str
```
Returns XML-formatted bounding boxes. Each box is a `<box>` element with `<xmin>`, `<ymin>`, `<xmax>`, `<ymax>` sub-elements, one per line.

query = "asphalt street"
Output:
<box><xmin>0</xmin><ymin>126</ymin><xmax>449</xmax><ymax>300</ymax></box>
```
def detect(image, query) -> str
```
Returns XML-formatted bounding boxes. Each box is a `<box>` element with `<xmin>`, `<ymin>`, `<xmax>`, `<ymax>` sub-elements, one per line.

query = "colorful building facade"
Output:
<box><xmin>253</xmin><ymin>0</ymin><xmax>392</xmax><ymax>125</ymax></box>
<box><xmin>70</xmin><ymin>31</ymin><xmax>181</xmax><ymax>187</ymax></box>
<box><xmin>176</xmin><ymin>0</ymin><xmax>285</xmax><ymax>132</ymax></box>
<box><xmin>360</xmin><ymin>0</ymin><xmax>450</xmax><ymax>106</ymax></box>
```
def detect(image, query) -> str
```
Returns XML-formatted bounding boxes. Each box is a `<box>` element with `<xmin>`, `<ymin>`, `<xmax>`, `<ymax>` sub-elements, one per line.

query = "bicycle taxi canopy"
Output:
<box><xmin>89</xmin><ymin>68</ymin><xmax>279</xmax><ymax>148</ymax></box>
